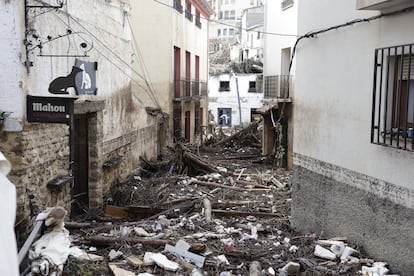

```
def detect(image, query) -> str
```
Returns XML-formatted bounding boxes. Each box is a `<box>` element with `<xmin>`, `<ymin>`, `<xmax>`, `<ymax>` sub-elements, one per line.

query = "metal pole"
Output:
<box><xmin>232</xmin><ymin>72</ymin><xmax>242</xmax><ymax>125</ymax></box>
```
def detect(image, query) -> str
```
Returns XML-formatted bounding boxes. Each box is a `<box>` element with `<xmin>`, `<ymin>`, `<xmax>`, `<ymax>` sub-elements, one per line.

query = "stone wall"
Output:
<box><xmin>101</xmin><ymin>124</ymin><xmax>159</xmax><ymax>200</ymax></box>
<box><xmin>291</xmin><ymin>153</ymin><xmax>414</xmax><ymax>275</ymax></box>
<box><xmin>0</xmin><ymin>123</ymin><xmax>70</xmax><ymax>240</ymax></box>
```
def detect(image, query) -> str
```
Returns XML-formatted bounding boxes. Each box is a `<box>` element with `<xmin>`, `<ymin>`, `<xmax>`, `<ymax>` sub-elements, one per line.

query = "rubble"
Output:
<box><xmin>19</xmin><ymin>124</ymin><xmax>401</xmax><ymax>275</ymax></box>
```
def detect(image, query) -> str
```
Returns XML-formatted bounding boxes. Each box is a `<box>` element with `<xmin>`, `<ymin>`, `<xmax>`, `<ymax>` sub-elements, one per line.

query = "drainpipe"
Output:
<box><xmin>231</xmin><ymin>71</ymin><xmax>242</xmax><ymax>125</ymax></box>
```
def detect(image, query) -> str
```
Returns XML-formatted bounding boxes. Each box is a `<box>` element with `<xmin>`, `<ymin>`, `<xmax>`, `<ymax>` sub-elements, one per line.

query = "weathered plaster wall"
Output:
<box><xmin>292</xmin><ymin>154</ymin><xmax>414</xmax><ymax>275</ymax></box>
<box><xmin>0</xmin><ymin>0</ymin><xmax>25</xmax><ymax>131</ymax></box>
<box><xmin>293</xmin><ymin>1</ymin><xmax>414</xmax><ymax>274</ymax></box>
<box><xmin>0</xmin><ymin>0</ymin><xmax>160</xmax><ymax>235</ymax></box>
<box><xmin>130</xmin><ymin>0</ymin><xmax>210</xmax><ymax>143</ymax></box>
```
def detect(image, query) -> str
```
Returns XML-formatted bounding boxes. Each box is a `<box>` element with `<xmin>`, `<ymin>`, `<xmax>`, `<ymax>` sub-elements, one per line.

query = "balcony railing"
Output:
<box><xmin>264</xmin><ymin>75</ymin><xmax>292</xmax><ymax>99</ymax></box>
<box><xmin>185</xmin><ymin>10</ymin><xmax>193</xmax><ymax>22</ymax></box>
<box><xmin>174</xmin><ymin>79</ymin><xmax>207</xmax><ymax>101</ymax></box>
<box><xmin>195</xmin><ymin>17</ymin><xmax>202</xmax><ymax>28</ymax></box>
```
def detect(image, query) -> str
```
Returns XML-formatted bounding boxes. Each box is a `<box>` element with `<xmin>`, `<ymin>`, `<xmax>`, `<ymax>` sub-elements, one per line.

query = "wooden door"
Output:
<box><xmin>71</xmin><ymin>115</ymin><xmax>89</xmax><ymax>216</ymax></box>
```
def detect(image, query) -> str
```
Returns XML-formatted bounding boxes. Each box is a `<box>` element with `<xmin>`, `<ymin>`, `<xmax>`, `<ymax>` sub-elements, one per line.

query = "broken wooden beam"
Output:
<box><xmin>191</xmin><ymin>179</ymin><xmax>270</xmax><ymax>192</ymax></box>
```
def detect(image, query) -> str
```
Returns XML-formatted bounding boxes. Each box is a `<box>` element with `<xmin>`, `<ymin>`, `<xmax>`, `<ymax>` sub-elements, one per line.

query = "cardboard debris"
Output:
<box><xmin>108</xmin><ymin>263</ymin><xmax>135</xmax><ymax>276</ymax></box>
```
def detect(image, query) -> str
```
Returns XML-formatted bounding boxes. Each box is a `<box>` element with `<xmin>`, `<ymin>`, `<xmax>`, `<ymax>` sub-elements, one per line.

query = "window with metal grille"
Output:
<box><xmin>371</xmin><ymin>43</ymin><xmax>414</xmax><ymax>151</ymax></box>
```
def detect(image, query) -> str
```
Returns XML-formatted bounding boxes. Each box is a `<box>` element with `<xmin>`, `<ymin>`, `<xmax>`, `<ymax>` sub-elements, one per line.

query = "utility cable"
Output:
<box><xmin>151</xmin><ymin>0</ymin><xmax>298</xmax><ymax>38</ymax></box>
<box><xmin>46</xmin><ymin>6</ymin><xmax>161</xmax><ymax>107</ymax></box>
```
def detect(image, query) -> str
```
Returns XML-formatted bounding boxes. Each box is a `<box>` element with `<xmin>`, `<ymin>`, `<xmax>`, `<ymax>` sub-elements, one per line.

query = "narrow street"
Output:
<box><xmin>32</xmin><ymin>125</ymin><xmax>394</xmax><ymax>276</ymax></box>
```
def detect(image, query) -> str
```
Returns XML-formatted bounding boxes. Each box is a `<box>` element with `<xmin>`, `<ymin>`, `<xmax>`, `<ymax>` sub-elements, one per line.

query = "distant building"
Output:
<box><xmin>208</xmin><ymin>73</ymin><xmax>263</xmax><ymax>127</ymax></box>
<box><xmin>130</xmin><ymin>0</ymin><xmax>213</xmax><ymax>144</ymax></box>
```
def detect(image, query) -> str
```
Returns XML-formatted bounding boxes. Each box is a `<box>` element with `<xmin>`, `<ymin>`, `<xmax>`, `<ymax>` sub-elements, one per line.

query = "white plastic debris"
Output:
<box><xmin>216</xmin><ymin>254</ymin><xmax>230</xmax><ymax>265</ymax></box>
<box><xmin>268</xmin><ymin>266</ymin><xmax>276</xmax><ymax>275</ymax></box>
<box><xmin>143</xmin><ymin>252</ymin><xmax>179</xmax><ymax>272</ymax></box>
<box><xmin>30</xmin><ymin>227</ymin><xmax>82</xmax><ymax>275</ymax></box>
<box><xmin>289</xmin><ymin>245</ymin><xmax>299</xmax><ymax>253</ymax></box>
<box><xmin>314</xmin><ymin>245</ymin><xmax>336</xmax><ymax>260</ymax></box>
<box><xmin>340</xmin><ymin>246</ymin><xmax>357</xmax><ymax>261</ymax></box>
<box><xmin>279</xmin><ymin>261</ymin><xmax>300</xmax><ymax>276</ymax></box>
<box><xmin>108</xmin><ymin>249</ymin><xmax>123</xmax><ymax>261</ymax></box>
<box><xmin>137</xmin><ymin>273</ymin><xmax>155</xmax><ymax>276</ymax></box>
<box><xmin>361</xmin><ymin>262</ymin><xmax>391</xmax><ymax>276</ymax></box>
<box><xmin>134</xmin><ymin>227</ymin><xmax>151</xmax><ymax>237</ymax></box>
<box><xmin>165</xmin><ymin>244</ymin><xmax>205</xmax><ymax>268</ymax></box>
<box><xmin>330</xmin><ymin>242</ymin><xmax>345</xmax><ymax>256</ymax></box>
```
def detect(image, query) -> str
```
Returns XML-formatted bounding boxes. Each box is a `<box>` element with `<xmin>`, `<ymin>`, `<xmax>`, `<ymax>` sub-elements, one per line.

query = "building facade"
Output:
<box><xmin>0</xmin><ymin>0</ymin><xmax>162</xmax><ymax>238</ymax></box>
<box><xmin>208</xmin><ymin>73</ymin><xmax>263</xmax><ymax>127</ymax></box>
<box><xmin>260</xmin><ymin>0</ymin><xmax>297</xmax><ymax>168</ymax></box>
<box><xmin>130</xmin><ymin>0</ymin><xmax>213</xmax><ymax>144</ymax></box>
<box><xmin>292</xmin><ymin>0</ymin><xmax>414</xmax><ymax>274</ymax></box>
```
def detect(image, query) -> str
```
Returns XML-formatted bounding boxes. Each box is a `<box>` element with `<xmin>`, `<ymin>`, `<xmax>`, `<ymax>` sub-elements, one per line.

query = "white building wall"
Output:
<box><xmin>263</xmin><ymin>0</ymin><xmax>297</xmax><ymax>76</ymax></box>
<box><xmin>0</xmin><ymin>1</ymin><xmax>25</xmax><ymax>131</ymax></box>
<box><xmin>131</xmin><ymin>0</ymin><xmax>211</xmax><ymax>143</ymax></box>
<box><xmin>294</xmin><ymin>0</ymin><xmax>414</xmax><ymax>193</ymax></box>
<box><xmin>209</xmin><ymin>74</ymin><xmax>263</xmax><ymax>126</ymax></box>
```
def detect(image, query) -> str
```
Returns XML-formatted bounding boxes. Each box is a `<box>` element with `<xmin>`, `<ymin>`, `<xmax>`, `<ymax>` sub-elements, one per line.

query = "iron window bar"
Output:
<box><xmin>371</xmin><ymin>43</ymin><xmax>414</xmax><ymax>151</ymax></box>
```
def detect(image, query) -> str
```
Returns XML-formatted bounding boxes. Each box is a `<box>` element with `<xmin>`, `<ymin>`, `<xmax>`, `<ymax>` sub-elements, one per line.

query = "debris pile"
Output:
<box><xmin>22</xmin><ymin>124</ymin><xmax>400</xmax><ymax>275</ymax></box>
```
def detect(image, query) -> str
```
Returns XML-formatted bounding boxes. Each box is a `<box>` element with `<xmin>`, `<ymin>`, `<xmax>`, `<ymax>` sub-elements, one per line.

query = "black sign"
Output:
<box><xmin>75</xmin><ymin>59</ymin><xmax>98</xmax><ymax>95</ymax></box>
<box><xmin>27</xmin><ymin>95</ymin><xmax>76</xmax><ymax>124</ymax></box>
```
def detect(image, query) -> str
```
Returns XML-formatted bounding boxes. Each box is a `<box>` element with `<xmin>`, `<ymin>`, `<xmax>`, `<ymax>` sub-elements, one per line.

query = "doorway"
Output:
<box><xmin>71</xmin><ymin>115</ymin><xmax>89</xmax><ymax>216</ymax></box>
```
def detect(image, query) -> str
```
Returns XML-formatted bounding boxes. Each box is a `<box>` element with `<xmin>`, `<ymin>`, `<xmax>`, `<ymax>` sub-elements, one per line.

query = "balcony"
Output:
<box><xmin>173</xmin><ymin>79</ymin><xmax>207</xmax><ymax>102</ymax></box>
<box><xmin>356</xmin><ymin>0</ymin><xmax>413</xmax><ymax>11</ymax></box>
<box><xmin>173</xmin><ymin>0</ymin><xmax>183</xmax><ymax>13</ymax></box>
<box><xmin>185</xmin><ymin>9</ymin><xmax>193</xmax><ymax>22</ymax></box>
<box><xmin>264</xmin><ymin>75</ymin><xmax>292</xmax><ymax>102</ymax></box>
<box><xmin>195</xmin><ymin>17</ymin><xmax>202</xmax><ymax>28</ymax></box>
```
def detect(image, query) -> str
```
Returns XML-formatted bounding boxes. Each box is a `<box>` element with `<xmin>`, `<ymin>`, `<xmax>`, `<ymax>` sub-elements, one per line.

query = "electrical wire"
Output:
<box><xmin>45</xmin><ymin>6</ymin><xmax>161</xmax><ymax>107</ymax></box>
<box><xmin>48</xmin><ymin>12</ymin><xmax>151</xmax><ymax>107</ymax></box>
<box><xmin>126</xmin><ymin>15</ymin><xmax>162</xmax><ymax>107</ymax></box>
<box><xmin>151</xmin><ymin>0</ymin><xmax>298</xmax><ymax>38</ymax></box>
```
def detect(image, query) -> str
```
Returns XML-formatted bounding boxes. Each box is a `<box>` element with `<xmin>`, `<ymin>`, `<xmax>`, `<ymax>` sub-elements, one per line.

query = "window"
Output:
<box><xmin>250</xmin><ymin>0</ymin><xmax>254</xmax><ymax>5</ymax></box>
<box><xmin>248</xmin><ymin>81</ymin><xmax>256</xmax><ymax>92</ymax></box>
<box><xmin>230</xmin><ymin>10</ymin><xmax>235</xmax><ymax>19</ymax></box>
<box><xmin>223</xmin><ymin>28</ymin><xmax>227</xmax><ymax>36</ymax></box>
<box><xmin>185</xmin><ymin>1</ymin><xmax>193</xmax><ymax>21</ymax></box>
<box><xmin>217</xmin><ymin>29</ymin><xmax>221</xmax><ymax>36</ymax></box>
<box><xmin>229</xmin><ymin>28</ymin><xmax>234</xmax><ymax>36</ymax></box>
<box><xmin>195</xmin><ymin>9</ymin><xmax>201</xmax><ymax>28</ymax></box>
<box><xmin>281</xmin><ymin>0</ymin><xmax>294</xmax><ymax>10</ymax></box>
<box><xmin>218</xmin><ymin>108</ymin><xmax>232</xmax><ymax>127</ymax></box>
<box><xmin>371</xmin><ymin>43</ymin><xmax>414</xmax><ymax>151</ymax></box>
<box><xmin>219</xmin><ymin>81</ymin><xmax>230</xmax><ymax>91</ymax></box>
<box><xmin>257</xmin><ymin>31</ymin><xmax>261</xmax><ymax>39</ymax></box>
<box><xmin>173</xmin><ymin>0</ymin><xmax>183</xmax><ymax>13</ymax></box>
<box><xmin>224</xmin><ymin>10</ymin><xmax>230</xmax><ymax>19</ymax></box>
